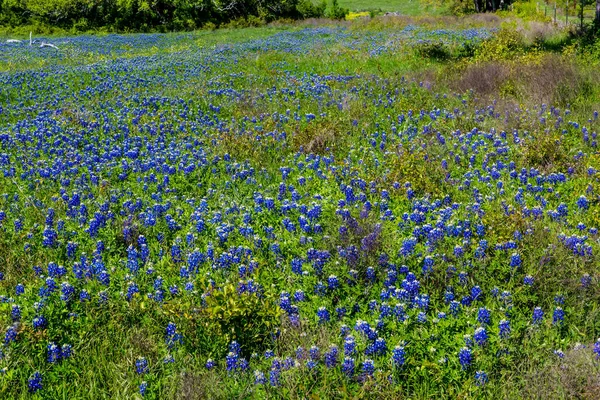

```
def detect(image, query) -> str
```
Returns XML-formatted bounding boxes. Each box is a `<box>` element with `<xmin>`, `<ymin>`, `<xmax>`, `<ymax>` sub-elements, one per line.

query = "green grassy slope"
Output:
<box><xmin>338</xmin><ymin>0</ymin><xmax>444</xmax><ymax>14</ymax></box>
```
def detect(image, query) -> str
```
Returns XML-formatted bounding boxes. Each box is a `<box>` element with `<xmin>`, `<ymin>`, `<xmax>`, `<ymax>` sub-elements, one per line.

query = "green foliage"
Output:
<box><xmin>201</xmin><ymin>283</ymin><xmax>282</xmax><ymax>357</ymax></box>
<box><xmin>297</xmin><ymin>0</ymin><xmax>327</xmax><ymax>18</ymax></box>
<box><xmin>499</xmin><ymin>0</ymin><xmax>551</xmax><ymax>22</ymax></box>
<box><xmin>0</xmin><ymin>0</ymin><xmax>311</xmax><ymax>32</ymax></box>
<box><xmin>413</xmin><ymin>40</ymin><xmax>451</xmax><ymax>60</ymax></box>
<box><xmin>447</xmin><ymin>0</ymin><xmax>476</xmax><ymax>16</ymax></box>
<box><xmin>475</xmin><ymin>27</ymin><xmax>525</xmax><ymax>61</ymax></box>
<box><xmin>326</xmin><ymin>0</ymin><xmax>348</xmax><ymax>20</ymax></box>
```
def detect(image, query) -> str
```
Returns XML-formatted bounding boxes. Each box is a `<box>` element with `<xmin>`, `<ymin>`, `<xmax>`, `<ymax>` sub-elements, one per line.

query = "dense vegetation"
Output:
<box><xmin>1</xmin><ymin>7</ymin><xmax>600</xmax><ymax>400</ymax></box>
<box><xmin>0</xmin><ymin>0</ymin><xmax>338</xmax><ymax>32</ymax></box>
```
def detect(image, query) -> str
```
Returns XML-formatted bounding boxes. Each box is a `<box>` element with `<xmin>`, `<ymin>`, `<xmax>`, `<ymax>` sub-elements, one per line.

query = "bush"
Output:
<box><xmin>326</xmin><ymin>0</ymin><xmax>348</xmax><ymax>20</ymax></box>
<box><xmin>413</xmin><ymin>40</ymin><xmax>451</xmax><ymax>60</ymax></box>
<box><xmin>201</xmin><ymin>282</ymin><xmax>282</xmax><ymax>357</ymax></box>
<box><xmin>475</xmin><ymin>28</ymin><xmax>525</xmax><ymax>61</ymax></box>
<box><xmin>297</xmin><ymin>0</ymin><xmax>327</xmax><ymax>19</ymax></box>
<box><xmin>447</xmin><ymin>0</ymin><xmax>475</xmax><ymax>16</ymax></box>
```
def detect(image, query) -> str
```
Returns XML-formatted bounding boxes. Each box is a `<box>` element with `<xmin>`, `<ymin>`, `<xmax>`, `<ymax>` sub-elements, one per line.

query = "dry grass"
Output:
<box><xmin>446</xmin><ymin>54</ymin><xmax>597</xmax><ymax>107</ymax></box>
<box><xmin>517</xmin><ymin>21</ymin><xmax>561</xmax><ymax>44</ymax></box>
<box><xmin>452</xmin><ymin>61</ymin><xmax>511</xmax><ymax>98</ymax></box>
<box><xmin>523</xmin><ymin>346</ymin><xmax>600</xmax><ymax>399</ymax></box>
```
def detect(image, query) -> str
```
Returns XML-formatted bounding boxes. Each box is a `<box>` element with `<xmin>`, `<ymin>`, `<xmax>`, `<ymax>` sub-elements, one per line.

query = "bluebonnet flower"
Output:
<box><xmin>454</xmin><ymin>245</ymin><xmax>464</xmax><ymax>258</ymax></box>
<box><xmin>126</xmin><ymin>282</ymin><xmax>139</xmax><ymax>301</ymax></box>
<box><xmin>327</xmin><ymin>275</ymin><xmax>339</xmax><ymax>290</ymax></box>
<box><xmin>254</xmin><ymin>370</ymin><xmax>267</xmax><ymax>385</ymax></box>
<box><xmin>47</xmin><ymin>342</ymin><xmax>61</xmax><ymax>363</ymax></box>
<box><xmin>33</xmin><ymin>316</ymin><xmax>48</xmax><ymax>330</ymax></box>
<box><xmin>342</xmin><ymin>357</ymin><xmax>355</xmax><ymax>377</ymax></box>
<box><xmin>477</xmin><ymin>308</ymin><xmax>491</xmax><ymax>325</ymax></box>
<box><xmin>309</xmin><ymin>346</ymin><xmax>320</xmax><ymax>361</ymax></box>
<box><xmin>509</xmin><ymin>253</ymin><xmax>522</xmax><ymax>268</ymax></box>
<box><xmin>62</xmin><ymin>344</ymin><xmax>73</xmax><ymax>359</ymax></box>
<box><xmin>164</xmin><ymin>354</ymin><xmax>175</xmax><ymax>364</ymax></box>
<box><xmin>98</xmin><ymin>290</ymin><xmax>109</xmax><ymax>304</ymax></box>
<box><xmin>553</xmin><ymin>307</ymin><xmax>565</xmax><ymax>325</ymax></box>
<box><xmin>498</xmin><ymin>319</ymin><xmax>511</xmax><ymax>339</ymax></box>
<box><xmin>229</xmin><ymin>341</ymin><xmax>241</xmax><ymax>355</ymax></box>
<box><xmin>295</xmin><ymin>346</ymin><xmax>306</xmax><ymax>360</ymax></box>
<box><xmin>458</xmin><ymin>347</ymin><xmax>472</xmax><ymax>370</ymax></box>
<box><xmin>532</xmin><ymin>307</ymin><xmax>544</xmax><ymax>324</ymax></box>
<box><xmin>139</xmin><ymin>381</ymin><xmax>148</xmax><ymax>396</ymax></box>
<box><xmin>15</xmin><ymin>284</ymin><xmax>24</xmax><ymax>296</ymax></box>
<box><xmin>373</xmin><ymin>338</ymin><xmax>388</xmax><ymax>355</ymax></box>
<box><xmin>226</xmin><ymin>352</ymin><xmax>238</xmax><ymax>372</ymax></box>
<box><xmin>79</xmin><ymin>290</ymin><xmax>90</xmax><ymax>302</ymax></box>
<box><xmin>400</xmin><ymin>237</ymin><xmax>417</xmax><ymax>257</ymax></box>
<box><xmin>366</xmin><ymin>267</ymin><xmax>376</xmax><ymax>282</ymax></box>
<box><xmin>344</xmin><ymin>336</ymin><xmax>356</xmax><ymax>356</ymax></box>
<box><xmin>392</xmin><ymin>346</ymin><xmax>405</xmax><ymax>367</ymax></box>
<box><xmin>577</xmin><ymin>195</ymin><xmax>589</xmax><ymax>210</ymax></box>
<box><xmin>593</xmin><ymin>339</ymin><xmax>600</xmax><ymax>359</ymax></box>
<box><xmin>28</xmin><ymin>371</ymin><xmax>42</xmax><ymax>393</ymax></box>
<box><xmin>60</xmin><ymin>282</ymin><xmax>75</xmax><ymax>302</ymax></box>
<box><xmin>554</xmin><ymin>349</ymin><xmax>565</xmax><ymax>358</ymax></box>
<box><xmin>450</xmin><ymin>300</ymin><xmax>461</xmax><ymax>316</ymax></box>
<box><xmin>136</xmin><ymin>357</ymin><xmax>148</xmax><ymax>374</ymax></box>
<box><xmin>324</xmin><ymin>345</ymin><xmax>338</xmax><ymax>368</ymax></box>
<box><xmin>166</xmin><ymin>322</ymin><xmax>183</xmax><ymax>348</ymax></box>
<box><xmin>523</xmin><ymin>275</ymin><xmax>534</xmax><ymax>286</ymax></box>
<box><xmin>98</xmin><ymin>270</ymin><xmax>110</xmax><ymax>286</ymax></box>
<box><xmin>581</xmin><ymin>274</ymin><xmax>592</xmax><ymax>288</ymax></box>
<box><xmin>45</xmin><ymin>277</ymin><xmax>57</xmax><ymax>293</ymax></box>
<box><xmin>205</xmin><ymin>359</ymin><xmax>215</xmax><ymax>370</ymax></box>
<box><xmin>66</xmin><ymin>241</ymin><xmax>78</xmax><ymax>259</ymax></box>
<box><xmin>475</xmin><ymin>371</ymin><xmax>488</xmax><ymax>386</ymax></box>
<box><xmin>4</xmin><ymin>326</ymin><xmax>17</xmax><ymax>344</ymax></box>
<box><xmin>362</xmin><ymin>359</ymin><xmax>375</xmax><ymax>376</ymax></box>
<box><xmin>458</xmin><ymin>271</ymin><xmax>468</xmax><ymax>286</ymax></box>
<box><xmin>464</xmin><ymin>335</ymin><xmax>474</xmax><ymax>348</ymax></box>
<box><xmin>554</xmin><ymin>295</ymin><xmax>565</xmax><ymax>305</ymax></box>
<box><xmin>10</xmin><ymin>305</ymin><xmax>20</xmax><ymax>322</ymax></box>
<box><xmin>474</xmin><ymin>327</ymin><xmax>488</xmax><ymax>346</ymax></box>
<box><xmin>471</xmin><ymin>286</ymin><xmax>483</xmax><ymax>301</ymax></box>
<box><xmin>317</xmin><ymin>307</ymin><xmax>330</xmax><ymax>324</ymax></box>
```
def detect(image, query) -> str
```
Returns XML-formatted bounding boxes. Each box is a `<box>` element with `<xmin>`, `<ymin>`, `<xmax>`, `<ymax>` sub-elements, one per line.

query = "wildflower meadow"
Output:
<box><xmin>0</xmin><ymin>13</ymin><xmax>600</xmax><ymax>399</ymax></box>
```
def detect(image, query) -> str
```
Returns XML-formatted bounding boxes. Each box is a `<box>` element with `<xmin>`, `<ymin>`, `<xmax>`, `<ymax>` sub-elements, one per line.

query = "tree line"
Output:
<box><xmin>0</xmin><ymin>0</ymin><xmax>346</xmax><ymax>32</ymax></box>
<box><xmin>448</xmin><ymin>0</ymin><xmax>599</xmax><ymax>22</ymax></box>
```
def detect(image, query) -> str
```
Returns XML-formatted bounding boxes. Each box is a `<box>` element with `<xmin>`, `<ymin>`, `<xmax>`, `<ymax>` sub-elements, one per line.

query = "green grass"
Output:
<box><xmin>339</xmin><ymin>0</ymin><xmax>445</xmax><ymax>14</ymax></box>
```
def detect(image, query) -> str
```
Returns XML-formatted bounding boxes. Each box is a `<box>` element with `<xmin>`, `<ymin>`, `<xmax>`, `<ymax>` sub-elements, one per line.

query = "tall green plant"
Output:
<box><xmin>326</xmin><ymin>0</ymin><xmax>348</xmax><ymax>20</ymax></box>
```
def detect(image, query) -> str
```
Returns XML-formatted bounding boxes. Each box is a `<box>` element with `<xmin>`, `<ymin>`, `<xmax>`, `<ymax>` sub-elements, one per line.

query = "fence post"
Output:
<box><xmin>566</xmin><ymin>0</ymin><xmax>569</xmax><ymax>24</ymax></box>
<box><xmin>554</xmin><ymin>1</ymin><xmax>557</xmax><ymax>24</ymax></box>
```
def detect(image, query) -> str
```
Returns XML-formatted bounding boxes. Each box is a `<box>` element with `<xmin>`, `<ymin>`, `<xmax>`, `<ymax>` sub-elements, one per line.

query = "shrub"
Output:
<box><xmin>297</xmin><ymin>0</ymin><xmax>327</xmax><ymax>19</ymax></box>
<box><xmin>201</xmin><ymin>282</ymin><xmax>282</xmax><ymax>358</ymax></box>
<box><xmin>414</xmin><ymin>40</ymin><xmax>451</xmax><ymax>60</ymax></box>
<box><xmin>447</xmin><ymin>0</ymin><xmax>476</xmax><ymax>16</ymax></box>
<box><xmin>475</xmin><ymin>28</ymin><xmax>525</xmax><ymax>61</ymax></box>
<box><xmin>326</xmin><ymin>0</ymin><xmax>348</xmax><ymax>20</ymax></box>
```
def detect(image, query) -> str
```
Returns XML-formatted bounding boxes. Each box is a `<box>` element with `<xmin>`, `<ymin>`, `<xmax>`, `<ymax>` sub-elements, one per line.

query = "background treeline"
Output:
<box><xmin>442</xmin><ymin>0</ymin><xmax>520</xmax><ymax>15</ymax></box>
<box><xmin>445</xmin><ymin>0</ymin><xmax>600</xmax><ymax>19</ymax></box>
<box><xmin>0</xmin><ymin>0</ymin><xmax>347</xmax><ymax>32</ymax></box>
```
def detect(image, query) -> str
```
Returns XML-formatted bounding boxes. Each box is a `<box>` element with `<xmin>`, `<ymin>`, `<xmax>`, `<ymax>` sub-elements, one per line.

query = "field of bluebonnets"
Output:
<box><xmin>1</xmin><ymin>15</ymin><xmax>600</xmax><ymax>399</ymax></box>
